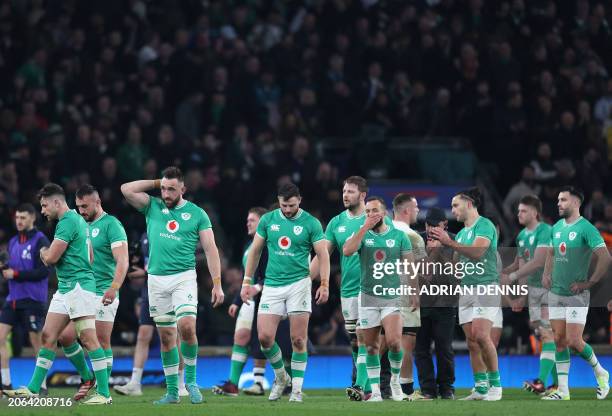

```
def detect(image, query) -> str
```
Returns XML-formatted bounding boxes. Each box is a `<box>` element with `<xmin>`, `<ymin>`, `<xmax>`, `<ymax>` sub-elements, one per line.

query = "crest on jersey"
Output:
<box><xmin>374</xmin><ymin>249</ymin><xmax>386</xmax><ymax>262</ymax></box>
<box><xmin>457</xmin><ymin>237</ymin><xmax>463</xmax><ymax>243</ymax></box>
<box><xmin>294</xmin><ymin>226</ymin><xmax>303</xmax><ymax>235</ymax></box>
<box><xmin>338</xmin><ymin>226</ymin><xmax>346</xmax><ymax>233</ymax></box>
<box><xmin>568</xmin><ymin>232</ymin><xmax>577</xmax><ymax>241</ymax></box>
<box><xmin>467</xmin><ymin>230</ymin><xmax>473</xmax><ymax>239</ymax></box>
<box><xmin>555</xmin><ymin>232</ymin><xmax>561</xmax><ymax>239</ymax></box>
<box><xmin>518</xmin><ymin>240</ymin><xmax>524</xmax><ymax>247</ymax></box>
<box><xmin>162</xmin><ymin>208</ymin><xmax>170</xmax><ymax>215</ymax></box>
<box><xmin>559</xmin><ymin>242</ymin><xmax>567</xmax><ymax>256</ymax></box>
<box><xmin>181</xmin><ymin>213</ymin><xmax>191</xmax><ymax>221</ymax></box>
<box><xmin>278</xmin><ymin>236</ymin><xmax>292</xmax><ymax>250</ymax></box>
<box><xmin>92</xmin><ymin>228</ymin><xmax>100</xmax><ymax>238</ymax></box>
<box><xmin>166</xmin><ymin>220</ymin><xmax>180</xmax><ymax>233</ymax></box>
<box><xmin>271</xmin><ymin>224</ymin><xmax>280</xmax><ymax>231</ymax></box>
<box><xmin>386</xmin><ymin>239</ymin><xmax>395</xmax><ymax>248</ymax></box>
<box><xmin>529</xmin><ymin>235</ymin><xmax>535</xmax><ymax>245</ymax></box>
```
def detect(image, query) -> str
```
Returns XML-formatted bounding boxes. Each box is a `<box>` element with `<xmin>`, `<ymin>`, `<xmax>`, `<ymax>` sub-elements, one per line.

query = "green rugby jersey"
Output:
<box><xmin>139</xmin><ymin>197</ymin><xmax>212</xmax><ymax>275</ymax></box>
<box><xmin>256</xmin><ymin>208</ymin><xmax>325</xmax><ymax>287</ymax></box>
<box><xmin>455</xmin><ymin>216</ymin><xmax>498</xmax><ymax>286</ymax></box>
<box><xmin>89</xmin><ymin>212</ymin><xmax>128</xmax><ymax>295</ymax></box>
<box><xmin>551</xmin><ymin>216</ymin><xmax>606</xmax><ymax>296</ymax></box>
<box><xmin>516</xmin><ymin>222</ymin><xmax>552</xmax><ymax>288</ymax></box>
<box><xmin>358</xmin><ymin>226</ymin><xmax>412</xmax><ymax>299</ymax></box>
<box><xmin>54</xmin><ymin>210</ymin><xmax>96</xmax><ymax>294</ymax></box>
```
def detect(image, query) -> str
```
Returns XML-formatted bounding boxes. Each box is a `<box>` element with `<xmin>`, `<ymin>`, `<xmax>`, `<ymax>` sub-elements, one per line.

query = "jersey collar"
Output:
<box><xmin>346</xmin><ymin>209</ymin><xmax>365</xmax><ymax>219</ymax></box>
<box><xmin>279</xmin><ymin>208</ymin><xmax>303</xmax><ymax>221</ymax></box>
<box><xmin>562</xmin><ymin>216</ymin><xmax>583</xmax><ymax>227</ymax></box>
<box><xmin>89</xmin><ymin>211</ymin><xmax>108</xmax><ymax>225</ymax></box>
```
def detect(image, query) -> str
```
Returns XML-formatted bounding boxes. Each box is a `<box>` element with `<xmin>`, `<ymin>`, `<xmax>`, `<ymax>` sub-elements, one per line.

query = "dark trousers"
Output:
<box><xmin>415</xmin><ymin>307</ymin><xmax>456</xmax><ymax>396</ymax></box>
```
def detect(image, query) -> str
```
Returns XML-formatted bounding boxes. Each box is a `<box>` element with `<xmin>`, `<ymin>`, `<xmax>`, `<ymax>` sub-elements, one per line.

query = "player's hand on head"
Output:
<box><xmin>363</xmin><ymin>214</ymin><xmax>381</xmax><ymax>230</ymax></box>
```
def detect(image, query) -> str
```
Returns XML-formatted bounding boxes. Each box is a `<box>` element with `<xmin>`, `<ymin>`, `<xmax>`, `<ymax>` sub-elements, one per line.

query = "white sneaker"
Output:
<box><xmin>289</xmin><ymin>391</ymin><xmax>303</xmax><ymax>402</ymax></box>
<box><xmin>596</xmin><ymin>369</ymin><xmax>610</xmax><ymax>400</ymax></box>
<box><xmin>542</xmin><ymin>391</ymin><xmax>570</xmax><ymax>400</ymax></box>
<box><xmin>178</xmin><ymin>386</ymin><xmax>189</xmax><ymax>397</ymax></box>
<box><xmin>390</xmin><ymin>381</ymin><xmax>403</xmax><ymax>402</ymax></box>
<box><xmin>366</xmin><ymin>392</ymin><xmax>383</xmax><ymax>402</ymax></box>
<box><xmin>114</xmin><ymin>383</ymin><xmax>143</xmax><ymax>396</ymax></box>
<box><xmin>268</xmin><ymin>372</ymin><xmax>290</xmax><ymax>401</ymax></box>
<box><xmin>484</xmin><ymin>386</ymin><xmax>502</xmax><ymax>401</ymax></box>
<box><xmin>459</xmin><ymin>389</ymin><xmax>488</xmax><ymax>400</ymax></box>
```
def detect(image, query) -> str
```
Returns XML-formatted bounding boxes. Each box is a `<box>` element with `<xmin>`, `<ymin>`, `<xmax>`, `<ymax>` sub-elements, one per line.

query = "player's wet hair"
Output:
<box><xmin>392</xmin><ymin>193</ymin><xmax>416</xmax><ymax>212</ymax></box>
<box><xmin>559</xmin><ymin>185</ymin><xmax>584</xmax><ymax>204</ymax></box>
<box><xmin>16</xmin><ymin>203</ymin><xmax>36</xmax><ymax>215</ymax></box>
<box><xmin>365</xmin><ymin>195</ymin><xmax>386</xmax><ymax>209</ymax></box>
<box><xmin>162</xmin><ymin>166</ymin><xmax>184</xmax><ymax>182</ymax></box>
<box><xmin>76</xmin><ymin>184</ymin><xmax>99</xmax><ymax>199</ymax></box>
<box><xmin>248</xmin><ymin>206</ymin><xmax>268</xmax><ymax>218</ymax></box>
<box><xmin>344</xmin><ymin>176</ymin><xmax>368</xmax><ymax>193</ymax></box>
<box><xmin>456</xmin><ymin>187</ymin><xmax>482</xmax><ymax>209</ymax></box>
<box><xmin>277</xmin><ymin>182</ymin><xmax>301</xmax><ymax>200</ymax></box>
<box><xmin>37</xmin><ymin>183</ymin><xmax>65</xmax><ymax>201</ymax></box>
<box><xmin>519</xmin><ymin>194</ymin><xmax>542</xmax><ymax>215</ymax></box>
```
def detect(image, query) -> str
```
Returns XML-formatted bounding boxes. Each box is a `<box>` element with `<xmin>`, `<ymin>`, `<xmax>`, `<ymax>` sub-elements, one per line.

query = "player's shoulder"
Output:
<box><xmin>537</xmin><ymin>222</ymin><xmax>553</xmax><ymax>234</ymax></box>
<box><xmin>552</xmin><ymin>219</ymin><xmax>565</xmax><ymax>230</ymax></box>
<box><xmin>576</xmin><ymin>216</ymin><xmax>598</xmax><ymax>232</ymax></box>
<box><xmin>478</xmin><ymin>216</ymin><xmax>496</xmax><ymax>230</ymax></box>
<box><xmin>259</xmin><ymin>209</ymin><xmax>276</xmax><ymax>223</ymax></box>
<box><xmin>300</xmin><ymin>209</ymin><xmax>322</xmax><ymax>224</ymax></box>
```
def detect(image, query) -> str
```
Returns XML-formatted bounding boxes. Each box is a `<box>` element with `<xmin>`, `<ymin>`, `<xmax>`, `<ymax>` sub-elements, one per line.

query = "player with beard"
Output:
<box><xmin>5</xmin><ymin>184</ymin><xmax>112</xmax><ymax>404</ymax></box>
<box><xmin>241</xmin><ymin>183</ymin><xmax>330</xmax><ymax>402</ymax></box>
<box><xmin>121</xmin><ymin>166</ymin><xmax>225</xmax><ymax>405</ymax></box>
<box><xmin>343</xmin><ymin>196</ymin><xmax>417</xmax><ymax>402</ymax></box>
<box><xmin>429</xmin><ymin>187</ymin><xmax>502</xmax><ymax>401</ymax></box>
<box><xmin>500</xmin><ymin>195</ymin><xmax>557</xmax><ymax>396</ymax></box>
<box><xmin>541</xmin><ymin>187</ymin><xmax>610</xmax><ymax>400</ymax></box>
<box><xmin>310</xmin><ymin>176</ymin><xmax>379</xmax><ymax>401</ymax></box>
<box><xmin>57</xmin><ymin>185</ymin><xmax>129</xmax><ymax>401</ymax></box>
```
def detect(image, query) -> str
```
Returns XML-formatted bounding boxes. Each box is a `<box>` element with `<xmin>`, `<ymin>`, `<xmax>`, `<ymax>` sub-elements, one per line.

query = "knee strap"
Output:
<box><xmin>175</xmin><ymin>304</ymin><xmax>197</xmax><ymax>321</ymax></box>
<box><xmin>75</xmin><ymin>319</ymin><xmax>96</xmax><ymax>337</ymax></box>
<box><xmin>154</xmin><ymin>313</ymin><xmax>177</xmax><ymax>328</ymax></box>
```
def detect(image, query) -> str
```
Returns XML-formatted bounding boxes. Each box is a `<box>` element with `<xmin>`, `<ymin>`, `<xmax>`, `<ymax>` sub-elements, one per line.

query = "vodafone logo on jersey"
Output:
<box><xmin>374</xmin><ymin>249</ymin><xmax>386</xmax><ymax>262</ymax></box>
<box><xmin>278</xmin><ymin>236</ymin><xmax>292</xmax><ymax>250</ymax></box>
<box><xmin>523</xmin><ymin>248</ymin><xmax>530</xmax><ymax>259</ymax></box>
<box><xmin>166</xmin><ymin>220</ymin><xmax>180</xmax><ymax>233</ymax></box>
<box><xmin>559</xmin><ymin>242</ymin><xmax>567</xmax><ymax>256</ymax></box>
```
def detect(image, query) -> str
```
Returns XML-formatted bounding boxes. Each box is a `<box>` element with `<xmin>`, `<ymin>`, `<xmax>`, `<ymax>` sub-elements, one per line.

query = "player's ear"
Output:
<box><xmin>181</xmin><ymin>184</ymin><xmax>186</xmax><ymax>194</ymax></box>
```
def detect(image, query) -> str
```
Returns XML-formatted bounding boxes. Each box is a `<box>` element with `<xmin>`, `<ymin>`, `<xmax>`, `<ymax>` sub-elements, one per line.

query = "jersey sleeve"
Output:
<box><xmin>584</xmin><ymin>223</ymin><xmax>606</xmax><ymax>250</ymax></box>
<box><xmin>198</xmin><ymin>208</ymin><xmax>212</xmax><ymax>232</ymax></box>
<box><xmin>475</xmin><ymin>220</ymin><xmax>496</xmax><ymax>242</ymax></box>
<box><xmin>325</xmin><ymin>217</ymin><xmax>337</xmax><ymax>246</ymax></box>
<box><xmin>400</xmin><ymin>232</ymin><xmax>413</xmax><ymax>254</ymax></box>
<box><xmin>256</xmin><ymin>214</ymin><xmax>268</xmax><ymax>239</ymax></box>
<box><xmin>309</xmin><ymin>217</ymin><xmax>326</xmax><ymax>244</ymax></box>
<box><xmin>108</xmin><ymin>218</ymin><xmax>128</xmax><ymax>248</ymax></box>
<box><xmin>137</xmin><ymin>195</ymin><xmax>154</xmax><ymax>215</ymax></box>
<box><xmin>54</xmin><ymin>216</ymin><xmax>76</xmax><ymax>243</ymax></box>
<box><xmin>536</xmin><ymin>225</ymin><xmax>552</xmax><ymax>247</ymax></box>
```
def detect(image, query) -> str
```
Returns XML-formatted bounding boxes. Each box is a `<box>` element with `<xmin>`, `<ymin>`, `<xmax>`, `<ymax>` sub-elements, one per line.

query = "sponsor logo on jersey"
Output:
<box><xmin>162</xmin><ymin>208</ymin><xmax>170</xmax><ymax>215</ymax></box>
<box><xmin>374</xmin><ymin>249</ymin><xmax>386</xmax><ymax>262</ymax></box>
<box><xmin>467</xmin><ymin>230</ymin><xmax>473</xmax><ymax>239</ymax></box>
<box><xmin>568</xmin><ymin>231</ymin><xmax>577</xmax><ymax>241</ymax></box>
<box><xmin>386</xmin><ymin>239</ymin><xmax>395</xmax><ymax>248</ymax></box>
<box><xmin>518</xmin><ymin>240</ymin><xmax>524</xmax><ymax>247</ymax></box>
<box><xmin>559</xmin><ymin>242</ymin><xmax>567</xmax><ymax>256</ymax></box>
<box><xmin>294</xmin><ymin>226</ymin><xmax>303</xmax><ymax>235</ymax></box>
<box><xmin>21</xmin><ymin>244</ymin><xmax>32</xmax><ymax>260</ymax></box>
<box><xmin>271</xmin><ymin>224</ymin><xmax>280</xmax><ymax>231</ymax></box>
<box><xmin>181</xmin><ymin>213</ymin><xmax>191</xmax><ymax>221</ymax></box>
<box><xmin>278</xmin><ymin>236</ymin><xmax>291</xmax><ymax>250</ymax></box>
<box><xmin>166</xmin><ymin>220</ymin><xmax>180</xmax><ymax>233</ymax></box>
<box><xmin>338</xmin><ymin>226</ymin><xmax>346</xmax><ymax>233</ymax></box>
<box><xmin>523</xmin><ymin>248</ymin><xmax>530</xmax><ymax>259</ymax></box>
<box><xmin>529</xmin><ymin>235</ymin><xmax>535</xmax><ymax>245</ymax></box>
<box><xmin>365</xmin><ymin>239</ymin><xmax>374</xmax><ymax>246</ymax></box>
<box><xmin>92</xmin><ymin>228</ymin><xmax>100</xmax><ymax>238</ymax></box>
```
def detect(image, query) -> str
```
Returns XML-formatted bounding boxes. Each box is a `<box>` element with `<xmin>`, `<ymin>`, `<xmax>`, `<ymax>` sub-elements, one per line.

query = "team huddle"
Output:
<box><xmin>1</xmin><ymin>166</ymin><xmax>610</xmax><ymax>404</ymax></box>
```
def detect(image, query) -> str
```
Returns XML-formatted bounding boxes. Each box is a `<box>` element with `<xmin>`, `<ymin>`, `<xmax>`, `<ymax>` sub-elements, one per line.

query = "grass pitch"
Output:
<box><xmin>2</xmin><ymin>388</ymin><xmax>611</xmax><ymax>415</ymax></box>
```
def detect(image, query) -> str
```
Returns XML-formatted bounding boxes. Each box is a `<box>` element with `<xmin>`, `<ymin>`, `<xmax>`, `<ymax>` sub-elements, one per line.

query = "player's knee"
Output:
<box><xmin>291</xmin><ymin>335</ymin><xmax>306</xmax><ymax>350</ymax></box>
<box><xmin>566</xmin><ymin>336</ymin><xmax>583</xmax><ymax>351</ymax></box>
<box><xmin>366</xmin><ymin>344</ymin><xmax>379</xmax><ymax>356</ymax></box>
<box><xmin>553</xmin><ymin>332</ymin><xmax>566</xmax><ymax>347</ymax></box>
<box><xmin>234</xmin><ymin>331</ymin><xmax>250</xmax><ymax>346</ymax></box>
<box><xmin>137</xmin><ymin>328</ymin><xmax>154</xmax><ymax>344</ymax></box>
<box><xmin>387</xmin><ymin>339</ymin><xmax>401</xmax><ymax>352</ymax></box>
<box><xmin>258</xmin><ymin>333</ymin><xmax>274</xmax><ymax>348</ymax></box>
<box><xmin>178</xmin><ymin>323</ymin><xmax>197</xmax><ymax>342</ymax></box>
<box><xmin>41</xmin><ymin>330</ymin><xmax>57</xmax><ymax>348</ymax></box>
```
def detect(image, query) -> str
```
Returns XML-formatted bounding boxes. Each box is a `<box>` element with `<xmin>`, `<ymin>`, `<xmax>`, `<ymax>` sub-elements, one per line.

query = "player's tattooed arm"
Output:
<box><xmin>570</xmin><ymin>247</ymin><xmax>611</xmax><ymax>293</ymax></box>
<box><xmin>40</xmin><ymin>239</ymin><xmax>68</xmax><ymax>266</ymax></box>
<box><xmin>309</xmin><ymin>240</ymin><xmax>333</xmax><ymax>281</ymax></box>
<box><xmin>120</xmin><ymin>180</ymin><xmax>154</xmax><ymax>210</ymax></box>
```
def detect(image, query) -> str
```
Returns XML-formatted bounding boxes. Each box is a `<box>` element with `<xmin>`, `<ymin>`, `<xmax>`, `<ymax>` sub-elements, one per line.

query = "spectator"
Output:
<box><xmin>503</xmin><ymin>165</ymin><xmax>541</xmax><ymax>222</ymax></box>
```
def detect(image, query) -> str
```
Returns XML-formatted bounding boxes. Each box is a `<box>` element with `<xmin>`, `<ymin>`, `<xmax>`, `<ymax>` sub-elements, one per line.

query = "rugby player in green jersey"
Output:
<box><xmin>429</xmin><ymin>187</ymin><xmax>502</xmax><ymax>401</ymax></box>
<box><xmin>343</xmin><ymin>196</ymin><xmax>417</xmax><ymax>402</ymax></box>
<box><xmin>501</xmin><ymin>195</ymin><xmax>557</xmax><ymax>396</ymax></box>
<box><xmin>241</xmin><ymin>183</ymin><xmax>330</xmax><ymax>402</ymax></box>
<box><xmin>121</xmin><ymin>166</ymin><xmax>225</xmax><ymax>405</ymax></box>
<box><xmin>57</xmin><ymin>185</ymin><xmax>129</xmax><ymax>401</ymax></box>
<box><xmin>6</xmin><ymin>184</ymin><xmax>112</xmax><ymax>404</ymax></box>
<box><xmin>541</xmin><ymin>187</ymin><xmax>611</xmax><ymax>400</ymax></box>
